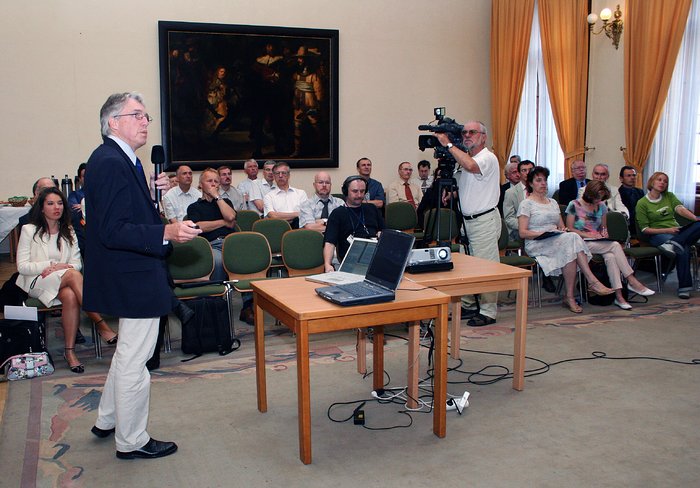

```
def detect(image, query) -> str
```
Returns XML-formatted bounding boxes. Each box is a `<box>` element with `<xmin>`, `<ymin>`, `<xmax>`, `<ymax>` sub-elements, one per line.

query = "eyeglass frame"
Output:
<box><xmin>113</xmin><ymin>112</ymin><xmax>153</xmax><ymax>123</ymax></box>
<box><xmin>462</xmin><ymin>129</ymin><xmax>484</xmax><ymax>136</ymax></box>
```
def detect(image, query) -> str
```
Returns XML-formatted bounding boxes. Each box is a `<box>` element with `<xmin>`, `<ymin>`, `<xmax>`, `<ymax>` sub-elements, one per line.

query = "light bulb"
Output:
<box><xmin>587</xmin><ymin>13</ymin><xmax>599</xmax><ymax>24</ymax></box>
<box><xmin>600</xmin><ymin>8</ymin><xmax>612</xmax><ymax>21</ymax></box>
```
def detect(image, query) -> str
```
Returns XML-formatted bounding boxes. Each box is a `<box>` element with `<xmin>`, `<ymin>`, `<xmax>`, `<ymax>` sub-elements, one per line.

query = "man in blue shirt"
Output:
<box><xmin>356</xmin><ymin>157</ymin><xmax>385</xmax><ymax>210</ymax></box>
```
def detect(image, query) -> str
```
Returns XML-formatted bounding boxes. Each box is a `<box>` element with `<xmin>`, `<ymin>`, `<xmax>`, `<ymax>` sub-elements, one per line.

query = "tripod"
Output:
<box><xmin>420</xmin><ymin>164</ymin><xmax>467</xmax><ymax>251</ymax></box>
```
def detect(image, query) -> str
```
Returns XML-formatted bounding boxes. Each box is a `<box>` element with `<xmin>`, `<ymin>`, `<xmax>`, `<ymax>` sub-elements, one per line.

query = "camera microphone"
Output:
<box><xmin>151</xmin><ymin>145</ymin><xmax>165</xmax><ymax>209</ymax></box>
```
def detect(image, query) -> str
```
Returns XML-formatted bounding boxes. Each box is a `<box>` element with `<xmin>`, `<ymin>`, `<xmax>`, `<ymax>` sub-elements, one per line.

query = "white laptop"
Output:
<box><xmin>305</xmin><ymin>237</ymin><xmax>378</xmax><ymax>286</ymax></box>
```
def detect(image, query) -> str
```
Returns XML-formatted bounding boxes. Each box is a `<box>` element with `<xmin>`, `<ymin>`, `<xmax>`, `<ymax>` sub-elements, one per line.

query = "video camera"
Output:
<box><xmin>418</xmin><ymin>107</ymin><xmax>466</xmax><ymax>175</ymax></box>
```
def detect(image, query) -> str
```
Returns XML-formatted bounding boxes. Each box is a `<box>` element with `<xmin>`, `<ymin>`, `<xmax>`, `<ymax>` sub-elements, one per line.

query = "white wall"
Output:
<box><xmin>586</xmin><ymin>0</ymin><xmax>627</xmax><ymax>181</ymax></box>
<box><xmin>0</xmin><ymin>0</ymin><xmax>492</xmax><ymax>198</ymax></box>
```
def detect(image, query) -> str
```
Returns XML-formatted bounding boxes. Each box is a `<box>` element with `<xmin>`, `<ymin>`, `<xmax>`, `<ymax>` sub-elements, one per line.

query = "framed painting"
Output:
<box><xmin>158</xmin><ymin>21</ymin><xmax>339</xmax><ymax>170</ymax></box>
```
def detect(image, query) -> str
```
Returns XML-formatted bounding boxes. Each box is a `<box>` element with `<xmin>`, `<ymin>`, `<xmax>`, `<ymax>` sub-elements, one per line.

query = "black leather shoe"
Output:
<box><xmin>75</xmin><ymin>329</ymin><xmax>86</xmax><ymax>344</ymax></box>
<box><xmin>91</xmin><ymin>425</ymin><xmax>115</xmax><ymax>438</ymax></box>
<box><xmin>174</xmin><ymin>301</ymin><xmax>195</xmax><ymax>324</ymax></box>
<box><xmin>542</xmin><ymin>276</ymin><xmax>556</xmax><ymax>293</ymax></box>
<box><xmin>460</xmin><ymin>306</ymin><xmax>479</xmax><ymax>319</ymax></box>
<box><xmin>116</xmin><ymin>438</ymin><xmax>178</xmax><ymax>460</ymax></box>
<box><xmin>239</xmin><ymin>306</ymin><xmax>255</xmax><ymax>325</ymax></box>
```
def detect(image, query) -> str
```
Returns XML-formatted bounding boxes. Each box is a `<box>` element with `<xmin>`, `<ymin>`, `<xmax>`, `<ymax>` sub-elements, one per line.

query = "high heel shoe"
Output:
<box><xmin>562</xmin><ymin>297</ymin><xmax>583</xmax><ymax>313</ymax></box>
<box><xmin>588</xmin><ymin>281</ymin><xmax>615</xmax><ymax>296</ymax></box>
<box><xmin>95</xmin><ymin>319</ymin><xmax>118</xmax><ymax>345</ymax></box>
<box><xmin>64</xmin><ymin>347</ymin><xmax>84</xmax><ymax>374</ymax></box>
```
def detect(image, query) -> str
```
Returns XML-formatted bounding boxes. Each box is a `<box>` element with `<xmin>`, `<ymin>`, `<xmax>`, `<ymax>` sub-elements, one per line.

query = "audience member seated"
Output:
<box><xmin>566</xmin><ymin>180</ymin><xmax>655</xmax><ymax>309</ymax></box>
<box><xmin>18</xmin><ymin>177</ymin><xmax>57</xmax><ymax>230</ymax></box>
<box><xmin>502</xmin><ymin>159</ymin><xmax>534</xmax><ymax>240</ymax></box>
<box><xmin>186</xmin><ymin>168</ymin><xmax>237</xmax><ymax>282</ymax></box>
<box><xmin>217</xmin><ymin>165</ymin><xmax>246</xmax><ymax>211</ymax></box>
<box><xmin>518</xmin><ymin>166</ymin><xmax>614</xmax><ymax>314</ymax></box>
<box><xmin>558</xmin><ymin>159</ymin><xmax>590</xmax><ymax>206</ymax></box>
<box><xmin>236</xmin><ymin>158</ymin><xmax>265</xmax><ymax>215</ymax></box>
<box><xmin>16</xmin><ymin>188</ymin><xmax>117</xmax><ymax>373</ymax></box>
<box><xmin>356</xmin><ymin>157</ymin><xmax>385</xmax><ymax>209</ymax></box>
<box><xmin>636</xmin><ymin>171</ymin><xmax>700</xmax><ymax>299</ymax></box>
<box><xmin>387</xmin><ymin>161</ymin><xmax>422</xmax><ymax>208</ymax></box>
<box><xmin>257</xmin><ymin>160</ymin><xmax>277</xmax><ymax>198</ymax></box>
<box><xmin>162</xmin><ymin>165</ymin><xmax>201</xmax><ymax>223</ymax></box>
<box><xmin>576</xmin><ymin>163</ymin><xmax>629</xmax><ymax>218</ymax></box>
<box><xmin>299</xmin><ymin>171</ymin><xmax>344</xmax><ymax>232</ymax></box>
<box><xmin>416</xmin><ymin>159</ymin><xmax>433</xmax><ymax>195</ymax></box>
<box><xmin>67</xmin><ymin>163</ymin><xmax>87</xmax><ymax>257</ymax></box>
<box><xmin>498</xmin><ymin>156</ymin><xmax>521</xmax><ymax>214</ymax></box>
<box><xmin>323</xmin><ymin>176</ymin><xmax>384</xmax><ymax>271</ymax></box>
<box><xmin>618</xmin><ymin>165</ymin><xmax>645</xmax><ymax>235</ymax></box>
<box><xmin>263</xmin><ymin>162</ymin><xmax>308</xmax><ymax>228</ymax></box>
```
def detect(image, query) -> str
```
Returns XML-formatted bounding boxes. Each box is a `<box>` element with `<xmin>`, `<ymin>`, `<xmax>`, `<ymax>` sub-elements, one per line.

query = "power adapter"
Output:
<box><xmin>353</xmin><ymin>402</ymin><xmax>366</xmax><ymax>425</ymax></box>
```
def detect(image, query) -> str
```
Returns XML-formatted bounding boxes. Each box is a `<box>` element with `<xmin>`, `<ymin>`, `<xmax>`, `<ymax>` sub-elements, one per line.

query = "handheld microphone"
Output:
<box><xmin>151</xmin><ymin>145</ymin><xmax>165</xmax><ymax>209</ymax></box>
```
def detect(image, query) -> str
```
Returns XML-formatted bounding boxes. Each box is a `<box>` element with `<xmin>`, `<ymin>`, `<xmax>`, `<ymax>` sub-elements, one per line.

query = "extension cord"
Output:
<box><xmin>446</xmin><ymin>391</ymin><xmax>470</xmax><ymax>414</ymax></box>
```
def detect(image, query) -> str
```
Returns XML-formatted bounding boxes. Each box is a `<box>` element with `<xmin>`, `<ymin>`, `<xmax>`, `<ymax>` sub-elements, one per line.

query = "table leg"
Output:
<box><xmin>296</xmin><ymin>323</ymin><xmax>312</xmax><ymax>464</ymax></box>
<box><xmin>450</xmin><ymin>300</ymin><xmax>461</xmax><ymax>359</ymax></box>
<box><xmin>372</xmin><ymin>327</ymin><xmax>384</xmax><ymax>391</ymax></box>
<box><xmin>512</xmin><ymin>276</ymin><xmax>528</xmax><ymax>391</ymax></box>
<box><xmin>357</xmin><ymin>329</ymin><xmax>367</xmax><ymax>374</ymax></box>
<box><xmin>406</xmin><ymin>321</ymin><xmax>419</xmax><ymax>409</ymax></box>
<box><xmin>254</xmin><ymin>299</ymin><xmax>267</xmax><ymax>413</ymax></box>
<box><xmin>433</xmin><ymin>302</ymin><xmax>448</xmax><ymax>437</ymax></box>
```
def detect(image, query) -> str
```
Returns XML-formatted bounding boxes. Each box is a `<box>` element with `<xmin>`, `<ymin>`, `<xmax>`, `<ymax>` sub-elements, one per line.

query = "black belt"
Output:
<box><xmin>462</xmin><ymin>207</ymin><xmax>496</xmax><ymax>221</ymax></box>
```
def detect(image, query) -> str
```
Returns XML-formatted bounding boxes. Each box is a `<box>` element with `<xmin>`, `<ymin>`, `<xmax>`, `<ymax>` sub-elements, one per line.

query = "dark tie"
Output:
<box><xmin>320</xmin><ymin>199</ymin><xmax>330</xmax><ymax>219</ymax></box>
<box><xmin>404</xmin><ymin>183</ymin><xmax>416</xmax><ymax>207</ymax></box>
<box><xmin>135</xmin><ymin>158</ymin><xmax>147</xmax><ymax>186</ymax></box>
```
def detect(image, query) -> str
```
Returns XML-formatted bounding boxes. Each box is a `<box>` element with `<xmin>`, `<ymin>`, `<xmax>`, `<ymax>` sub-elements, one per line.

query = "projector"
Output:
<box><xmin>408</xmin><ymin>247</ymin><xmax>451</xmax><ymax>265</ymax></box>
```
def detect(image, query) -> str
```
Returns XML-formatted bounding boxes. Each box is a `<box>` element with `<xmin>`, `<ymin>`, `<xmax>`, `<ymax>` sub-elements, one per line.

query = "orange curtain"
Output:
<box><xmin>624</xmin><ymin>0</ymin><xmax>692</xmax><ymax>184</ymax></box>
<box><xmin>538</xmin><ymin>0</ymin><xmax>589</xmax><ymax>179</ymax></box>
<box><xmin>490</xmin><ymin>0</ymin><xmax>536</xmax><ymax>180</ymax></box>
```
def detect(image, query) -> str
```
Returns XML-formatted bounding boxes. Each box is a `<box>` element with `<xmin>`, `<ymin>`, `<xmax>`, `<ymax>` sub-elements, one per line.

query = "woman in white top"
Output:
<box><xmin>16</xmin><ymin>187</ymin><xmax>117</xmax><ymax>373</ymax></box>
<box><xmin>518</xmin><ymin>166</ymin><xmax>614</xmax><ymax>313</ymax></box>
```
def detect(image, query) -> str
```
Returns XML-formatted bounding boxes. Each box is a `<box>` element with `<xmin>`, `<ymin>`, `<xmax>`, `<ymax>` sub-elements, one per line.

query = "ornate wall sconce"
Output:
<box><xmin>587</xmin><ymin>4</ymin><xmax>624</xmax><ymax>49</ymax></box>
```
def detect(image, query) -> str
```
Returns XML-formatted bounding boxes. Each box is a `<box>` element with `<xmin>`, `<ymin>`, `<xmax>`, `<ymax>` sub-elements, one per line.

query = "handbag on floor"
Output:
<box><xmin>1</xmin><ymin>352</ymin><xmax>54</xmax><ymax>381</ymax></box>
<box><xmin>180</xmin><ymin>296</ymin><xmax>240</xmax><ymax>361</ymax></box>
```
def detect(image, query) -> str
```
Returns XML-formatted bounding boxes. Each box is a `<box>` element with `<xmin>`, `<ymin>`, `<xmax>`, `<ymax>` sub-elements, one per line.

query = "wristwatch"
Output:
<box><xmin>446</xmin><ymin>143</ymin><xmax>454</xmax><ymax>149</ymax></box>
<box><xmin>214</xmin><ymin>196</ymin><xmax>221</xmax><ymax>202</ymax></box>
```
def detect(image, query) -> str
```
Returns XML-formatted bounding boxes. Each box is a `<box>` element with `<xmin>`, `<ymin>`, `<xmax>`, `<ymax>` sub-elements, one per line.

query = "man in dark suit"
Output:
<box><xmin>557</xmin><ymin>159</ymin><xmax>589</xmax><ymax>206</ymax></box>
<box><xmin>83</xmin><ymin>92</ymin><xmax>200</xmax><ymax>460</ymax></box>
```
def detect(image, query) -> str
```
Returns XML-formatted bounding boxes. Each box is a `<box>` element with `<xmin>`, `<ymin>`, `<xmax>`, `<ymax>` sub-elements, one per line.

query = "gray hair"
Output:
<box><xmin>509</xmin><ymin>154</ymin><xmax>521</xmax><ymax>163</ymax></box>
<box><xmin>244</xmin><ymin>158</ymin><xmax>259</xmax><ymax>169</ymax></box>
<box><xmin>100</xmin><ymin>92</ymin><xmax>145</xmax><ymax>137</ymax></box>
<box><xmin>504</xmin><ymin>162</ymin><xmax>517</xmax><ymax>176</ymax></box>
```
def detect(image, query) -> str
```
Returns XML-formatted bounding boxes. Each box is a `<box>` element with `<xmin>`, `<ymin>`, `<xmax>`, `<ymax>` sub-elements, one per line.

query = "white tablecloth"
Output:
<box><xmin>0</xmin><ymin>205</ymin><xmax>30</xmax><ymax>249</ymax></box>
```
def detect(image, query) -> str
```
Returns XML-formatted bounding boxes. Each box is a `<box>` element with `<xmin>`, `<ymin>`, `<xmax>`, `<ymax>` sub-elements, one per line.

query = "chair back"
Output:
<box><xmin>552</xmin><ymin>189</ymin><xmax>560</xmax><ymax>204</ymax></box>
<box><xmin>281</xmin><ymin>229</ymin><xmax>325</xmax><ymax>277</ymax></box>
<box><xmin>252</xmin><ymin>218</ymin><xmax>292</xmax><ymax>255</ymax></box>
<box><xmin>385</xmin><ymin>201</ymin><xmax>418</xmax><ymax>232</ymax></box>
<box><xmin>222</xmin><ymin>232</ymin><xmax>272</xmax><ymax>281</ymax></box>
<box><xmin>423</xmin><ymin>208</ymin><xmax>459</xmax><ymax>243</ymax></box>
<box><xmin>236</xmin><ymin>210</ymin><xmax>261</xmax><ymax>231</ymax></box>
<box><xmin>605</xmin><ymin>211</ymin><xmax>629</xmax><ymax>243</ymax></box>
<box><xmin>167</xmin><ymin>236</ymin><xmax>214</xmax><ymax>283</ymax></box>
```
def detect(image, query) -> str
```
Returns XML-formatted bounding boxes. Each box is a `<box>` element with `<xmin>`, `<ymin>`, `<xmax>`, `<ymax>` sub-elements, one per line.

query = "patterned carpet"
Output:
<box><xmin>8</xmin><ymin>296</ymin><xmax>700</xmax><ymax>487</ymax></box>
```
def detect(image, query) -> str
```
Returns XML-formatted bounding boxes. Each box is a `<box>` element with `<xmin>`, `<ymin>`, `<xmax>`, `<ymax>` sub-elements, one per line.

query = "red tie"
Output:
<box><xmin>404</xmin><ymin>183</ymin><xmax>416</xmax><ymax>207</ymax></box>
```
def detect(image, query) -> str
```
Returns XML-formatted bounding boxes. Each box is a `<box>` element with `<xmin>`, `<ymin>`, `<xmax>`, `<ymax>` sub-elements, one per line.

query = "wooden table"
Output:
<box><xmin>251</xmin><ymin>277</ymin><xmax>450</xmax><ymax>464</ymax></box>
<box><xmin>406</xmin><ymin>253</ymin><xmax>531</xmax><ymax>391</ymax></box>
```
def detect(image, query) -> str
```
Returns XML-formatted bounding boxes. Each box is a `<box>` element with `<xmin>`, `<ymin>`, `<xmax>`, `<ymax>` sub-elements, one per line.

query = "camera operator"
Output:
<box><xmin>436</xmin><ymin>120</ymin><xmax>501</xmax><ymax>326</ymax></box>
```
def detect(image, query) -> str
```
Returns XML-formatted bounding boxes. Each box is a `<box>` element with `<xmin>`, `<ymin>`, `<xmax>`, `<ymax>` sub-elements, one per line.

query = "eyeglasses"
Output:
<box><xmin>114</xmin><ymin>112</ymin><xmax>153</xmax><ymax>122</ymax></box>
<box><xmin>462</xmin><ymin>129</ymin><xmax>484</xmax><ymax>136</ymax></box>
<box><xmin>273</xmin><ymin>171</ymin><xmax>290</xmax><ymax>176</ymax></box>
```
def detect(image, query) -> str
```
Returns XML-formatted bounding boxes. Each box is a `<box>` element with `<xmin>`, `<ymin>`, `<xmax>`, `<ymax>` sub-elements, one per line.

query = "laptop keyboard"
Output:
<box><xmin>337</xmin><ymin>282</ymin><xmax>381</xmax><ymax>297</ymax></box>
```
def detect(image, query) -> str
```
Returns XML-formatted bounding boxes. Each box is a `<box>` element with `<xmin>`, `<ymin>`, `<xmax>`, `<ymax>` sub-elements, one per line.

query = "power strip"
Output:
<box><xmin>446</xmin><ymin>391</ymin><xmax>470</xmax><ymax>414</ymax></box>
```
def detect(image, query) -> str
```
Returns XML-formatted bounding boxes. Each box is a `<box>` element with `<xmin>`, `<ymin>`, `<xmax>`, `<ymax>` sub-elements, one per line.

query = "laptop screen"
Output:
<box><xmin>364</xmin><ymin>230</ymin><xmax>415</xmax><ymax>291</ymax></box>
<box><xmin>339</xmin><ymin>238</ymin><xmax>377</xmax><ymax>276</ymax></box>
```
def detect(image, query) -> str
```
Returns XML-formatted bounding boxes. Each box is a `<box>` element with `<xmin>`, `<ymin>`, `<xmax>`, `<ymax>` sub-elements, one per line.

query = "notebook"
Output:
<box><xmin>315</xmin><ymin>229</ymin><xmax>415</xmax><ymax>306</ymax></box>
<box><xmin>305</xmin><ymin>238</ymin><xmax>378</xmax><ymax>285</ymax></box>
